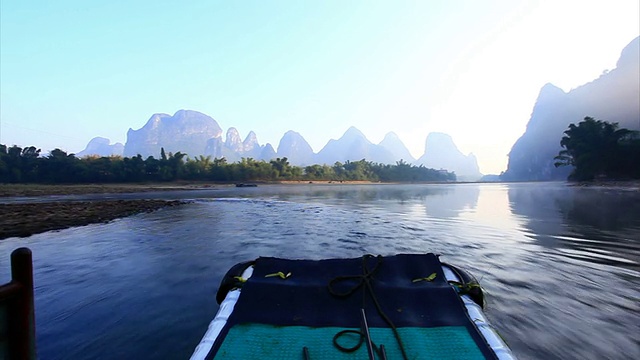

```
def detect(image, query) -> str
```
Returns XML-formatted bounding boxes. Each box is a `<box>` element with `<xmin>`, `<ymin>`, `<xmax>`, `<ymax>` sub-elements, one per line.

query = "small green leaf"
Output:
<box><xmin>412</xmin><ymin>273</ymin><xmax>437</xmax><ymax>283</ymax></box>
<box><xmin>265</xmin><ymin>271</ymin><xmax>291</xmax><ymax>279</ymax></box>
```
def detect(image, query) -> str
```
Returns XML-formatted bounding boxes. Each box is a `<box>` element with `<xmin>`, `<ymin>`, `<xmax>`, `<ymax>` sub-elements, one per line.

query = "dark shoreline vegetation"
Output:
<box><xmin>554</xmin><ymin>117</ymin><xmax>640</xmax><ymax>181</ymax></box>
<box><xmin>0</xmin><ymin>145</ymin><xmax>456</xmax><ymax>184</ymax></box>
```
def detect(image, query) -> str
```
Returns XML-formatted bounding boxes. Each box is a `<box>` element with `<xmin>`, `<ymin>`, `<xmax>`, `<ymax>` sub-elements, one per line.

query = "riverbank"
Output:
<box><xmin>0</xmin><ymin>181</ymin><xmax>387</xmax><ymax>198</ymax></box>
<box><xmin>0</xmin><ymin>199</ymin><xmax>186</xmax><ymax>240</ymax></box>
<box><xmin>0</xmin><ymin>181</ymin><xmax>381</xmax><ymax>240</ymax></box>
<box><xmin>2</xmin><ymin>179</ymin><xmax>637</xmax><ymax>199</ymax></box>
<box><xmin>570</xmin><ymin>179</ymin><xmax>640</xmax><ymax>191</ymax></box>
<box><xmin>0</xmin><ymin>183</ymin><xmax>225</xmax><ymax>197</ymax></box>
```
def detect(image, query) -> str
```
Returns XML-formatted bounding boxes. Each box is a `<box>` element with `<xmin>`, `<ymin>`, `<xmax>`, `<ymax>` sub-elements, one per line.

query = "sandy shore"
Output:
<box><xmin>0</xmin><ymin>199</ymin><xmax>185</xmax><ymax>240</ymax></box>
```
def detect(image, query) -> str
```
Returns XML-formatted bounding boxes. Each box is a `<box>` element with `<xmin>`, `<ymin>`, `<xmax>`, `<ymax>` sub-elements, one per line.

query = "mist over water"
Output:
<box><xmin>1</xmin><ymin>183</ymin><xmax>638</xmax><ymax>359</ymax></box>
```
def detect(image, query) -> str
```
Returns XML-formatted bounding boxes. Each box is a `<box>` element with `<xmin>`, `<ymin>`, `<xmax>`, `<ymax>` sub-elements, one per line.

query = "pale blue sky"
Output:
<box><xmin>1</xmin><ymin>0</ymin><xmax>638</xmax><ymax>173</ymax></box>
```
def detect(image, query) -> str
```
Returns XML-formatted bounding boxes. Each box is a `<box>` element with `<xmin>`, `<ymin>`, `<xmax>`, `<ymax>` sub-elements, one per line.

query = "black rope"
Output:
<box><xmin>327</xmin><ymin>255</ymin><xmax>409</xmax><ymax>360</ymax></box>
<box><xmin>332</xmin><ymin>329</ymin><xmax>364</xmax><ymax>352</ymax></box>
<box><xmin>332</xmin><ymin>329</ymin><xmax>389</xmax><ymax>359</ymax></box>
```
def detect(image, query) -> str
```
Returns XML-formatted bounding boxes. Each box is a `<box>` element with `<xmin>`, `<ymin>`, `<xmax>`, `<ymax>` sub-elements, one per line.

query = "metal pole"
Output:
<box><xmin>360</xmin><ymin>308</ymin><xmax>375</xmax><ymax>360</ymax></box>
<box><xmin>10</xmin><ymin>247</ymin><xmax>36</xmax><ymax>360</ymax></box>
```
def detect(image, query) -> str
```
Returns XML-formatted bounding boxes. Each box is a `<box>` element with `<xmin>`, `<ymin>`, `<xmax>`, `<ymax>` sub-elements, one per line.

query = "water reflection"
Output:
<box><xmin>508</xmin><ymin>183</ymin><xmax>640</xmax><ymax>271</ymax></box>
<box><xmin>266</xmin><ymin>184</ymin><xmax>480</xmax><ymax>219</ymax></box>
<box><xmin>1</xmin><ymin>183</ymin><xmax>638</xmax><ymax>359</ymax></box>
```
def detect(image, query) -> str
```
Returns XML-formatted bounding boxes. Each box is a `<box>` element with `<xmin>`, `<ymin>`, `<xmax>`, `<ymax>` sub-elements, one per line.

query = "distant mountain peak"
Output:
<box><xmin>174</xmin><ymin>109</ymin><xmax>207</xmax><ymax>117</ymax></box>
<box><xmin>225</xmin><ymin>127</ymin><xmax>243</xmax><ymax>152</ymax></box>
<box><xmin>379</xmin><ymin>132</ymin><xmax>415</xmax><ymax>162</ymax></box>
<box><xmin>245</xmin><ymin>130</ymin><xmax>257</xmax><ymax>139</ymax></box>
<box><xmin>538</xmin><ymin>83</ymin><xmax>566</xmax><ymax>100</ymax></box>
<box><xmin>282</xmin><ymin>130</ymin><xmax>302</xmax><ymax>137</ymax></box>
<box><xmin>424</xmin><ymin>132</ymin><xmax>455</xmax><ymax>149</ymax></box>
<box><xmin>316</xmin><ymin>126</ymin><xmax>399</xmax><ymax>165</ymax></box>
<box><xmin>276</xmin><ymin>130</ymin><xmax>315</xmax><ymax>165</ymax></box>
<box><xmin>243</xmin><ymin>131</ymin><xmax>259</xmax><ymax>152</ymax></box>
<box><xmin>416</xmin><ymin>132</ymin><xmax>481</xmax><ymax>180</ymax></box>
<box><xmin>342</xmin><ymin>126</ymin><xmax>367</xmax><ymax>139</ymax></box>
<box><xmin>382</xmin><ymin>132</ymin><xmax>400</xmax><ymax>141</ymax></box>
<box><xmin>77</xmin><ymin>137</ymin><xmax>124</xmax><ymax>158</ymax></box>
<box><xmin>260</xmin><ymin>143</ymin><xmax>277</xmax><ymax>161</ymax></box>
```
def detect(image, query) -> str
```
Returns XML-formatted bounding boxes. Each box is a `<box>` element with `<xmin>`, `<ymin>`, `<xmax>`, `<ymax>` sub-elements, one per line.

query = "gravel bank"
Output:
<box><xmin>0</xmin><ymin>199</ymin><xmax>186</xmax><ymax>240</ymax></box>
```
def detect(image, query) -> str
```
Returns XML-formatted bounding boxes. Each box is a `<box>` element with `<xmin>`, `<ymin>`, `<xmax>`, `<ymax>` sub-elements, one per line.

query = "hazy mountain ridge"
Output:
<box><xmin>119</xmin><ymin>110</ymin><xmax>276</xmax><ymax>163</ymax></box>
<box><xmin>123</xmin><ymin>110</ymin><xmax>223</xmax><ymax>158</ymax></box>
<box><xmin>315</xmin><ymin>127</ymin><xmax>397</xmax><ymax>166</ymax></box>
<box><xmin>81</xmin><ymin>115</ymin><xmax>483</xmax><ymax>179</ymax></box>
<box><xmin>503</xmin><ymin>36</ymin><xmax>640</xmax><ymax>181</ymax></box>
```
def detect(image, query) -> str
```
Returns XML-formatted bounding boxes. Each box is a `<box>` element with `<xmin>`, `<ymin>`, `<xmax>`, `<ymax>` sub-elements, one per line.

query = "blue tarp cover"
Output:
<box><xmin>206</xmin><ymin>254</ymin><xmax>497</xmax><ymax>359</ymax></box>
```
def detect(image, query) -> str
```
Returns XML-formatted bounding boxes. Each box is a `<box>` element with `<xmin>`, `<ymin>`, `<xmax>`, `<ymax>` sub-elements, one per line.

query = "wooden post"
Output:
<box><xmin>7</xmin><ymin>247</ymin><xmax>36</xmax><ymax>360</ymax></box>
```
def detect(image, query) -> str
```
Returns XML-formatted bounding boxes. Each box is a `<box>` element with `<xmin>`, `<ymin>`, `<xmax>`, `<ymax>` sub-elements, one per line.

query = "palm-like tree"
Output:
<box><xmin>555</xmin><ymin>117</ymin><xmax>632</xmax><ymax>180</ymax></box>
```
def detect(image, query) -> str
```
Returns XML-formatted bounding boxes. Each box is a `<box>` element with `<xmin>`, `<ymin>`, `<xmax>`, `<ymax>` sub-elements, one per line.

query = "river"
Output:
<box><xmin>1</xmin><ymin>182</ymin><xmax>639</xmax><ymax>359</ymax></box>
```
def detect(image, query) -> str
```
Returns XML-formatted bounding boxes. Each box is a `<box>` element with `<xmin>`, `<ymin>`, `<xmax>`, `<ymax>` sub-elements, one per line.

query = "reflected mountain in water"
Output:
<box><xmin>508</xmin><ymin>183</ymin><xmax>640</xmax><ymax>270</ymax></box>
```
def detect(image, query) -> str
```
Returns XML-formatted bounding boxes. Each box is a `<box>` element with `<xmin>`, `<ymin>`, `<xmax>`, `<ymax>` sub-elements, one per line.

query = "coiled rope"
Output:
<box><xmin>327</xmin><ymin>255</ymin><xmax>409</xmax><ymax>360</ymax></box>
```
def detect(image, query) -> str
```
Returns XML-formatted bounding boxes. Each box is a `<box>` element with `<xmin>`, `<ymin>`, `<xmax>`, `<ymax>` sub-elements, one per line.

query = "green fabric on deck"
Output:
<box><xmin>214</xmin><ymin>323</ymin><xmax>486</xmax><ymax>359</ymax></box>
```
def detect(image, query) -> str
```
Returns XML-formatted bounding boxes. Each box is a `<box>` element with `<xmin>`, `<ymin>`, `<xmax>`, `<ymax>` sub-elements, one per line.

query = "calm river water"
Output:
<box><xmin>1</xmin><ymin>183</ymin><xmax>639</xmax><ymax>359</ymax></box>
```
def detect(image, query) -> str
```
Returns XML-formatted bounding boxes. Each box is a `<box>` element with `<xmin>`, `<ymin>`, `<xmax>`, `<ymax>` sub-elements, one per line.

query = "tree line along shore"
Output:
<box><xmin>1</xmin><ymin>145</ymin><xmax>456</xmax><ymax>184</ymax></box>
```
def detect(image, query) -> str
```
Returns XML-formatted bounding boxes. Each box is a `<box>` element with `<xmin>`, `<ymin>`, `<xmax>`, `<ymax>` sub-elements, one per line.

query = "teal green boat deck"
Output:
<box><xmin>215</xmin><ymin>323</ymin><xmax>485</xmax><ymax>359</ymax></box>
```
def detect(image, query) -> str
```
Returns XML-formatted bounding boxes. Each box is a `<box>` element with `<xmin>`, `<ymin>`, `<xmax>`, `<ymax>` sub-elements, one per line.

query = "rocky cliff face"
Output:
<box><xmin>124</xmin><ymin>110</ymin><xmax>223</xmax><ymax>158</ymax></box>
<box><xmin>503</xmin><ymin>36</ymin><xmax>640</xmax><ymax>181</ymax></box>
<box><xmin>204</xmin><ymin>137</ymin><xmax>224</xmax><ymax>159</ymax></box>
<box><xmin>415</xmin><ymin>133</ymin><xmax>482</xmax><ymax>181</ymax></box>
<box><xmin>204</xmin><ymin>128</ymin><xmax>272</xmax><ymax>162</ymax></box>
<box><xmin>316</xmin><ymin>127</ymin><xmax>396</xmax><ymax>165</ymax></box>
<box><xmin>276</xmin><ymin>130</ymin><xmax>316</xmax><ymax>165</ymax></box>
<box><xmin>241</xmin><ymin>131</ymin><xmax>264</xmax><ymax>159</ymax></box>
<box><xmin>121</xmin><ymin>110</ymin><xmax>276</xmax><ymax>162</ymax></box>
<box><xmin>220</xmin><ymin>128</ymin><xmax>244</xmax><ymax>162</ymax></box>
<box><xmin>243</xmin><ymin>131</ymin><xmax>259</xmax><ymax>153</ymax></box>
<box><xmin>76</xmin><ymin>137</ymin><xmax>124</xmax><ymax>157</ymax></box>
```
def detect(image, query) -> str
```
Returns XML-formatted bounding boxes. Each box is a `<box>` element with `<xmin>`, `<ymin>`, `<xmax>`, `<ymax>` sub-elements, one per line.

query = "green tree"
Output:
<box><xmin>210</xmin><ymin>157</ymin><xmax>230</xmax><ymax>181</ymax></box>
<box><xmin>42</xmin><ymin>149</ymin><xmax>81</xmax><ymax>183</ymax></box>
<box><xmin>0</xmin><ymin>143</ymin><xmax>457</xmax><ymax>184</ymax></box>
<box><xmin>270</xmin><ymin>157</ymin><xmax>291</xmax><ymax>179</ymax></box>
<box><xmin>554</xmin><ymin>117</ymin><xmax>636</xmax><ymax>180</ymax></box>
<box><xmin>185</xmin><ymin>155</ymin><xmax>213</xmax><ymax>180</ymax></box>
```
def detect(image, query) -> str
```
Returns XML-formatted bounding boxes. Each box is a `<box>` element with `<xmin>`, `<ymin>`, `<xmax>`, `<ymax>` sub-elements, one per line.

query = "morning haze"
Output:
<box><xmin>1</xmin><ymin>1</ymin><xmax>639</xmax><ymax>175</ymax></box>
<box><xmin>1</xmin><ymin>2</ymin><xmax>640</xmax><ymax>360</ymax></box>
